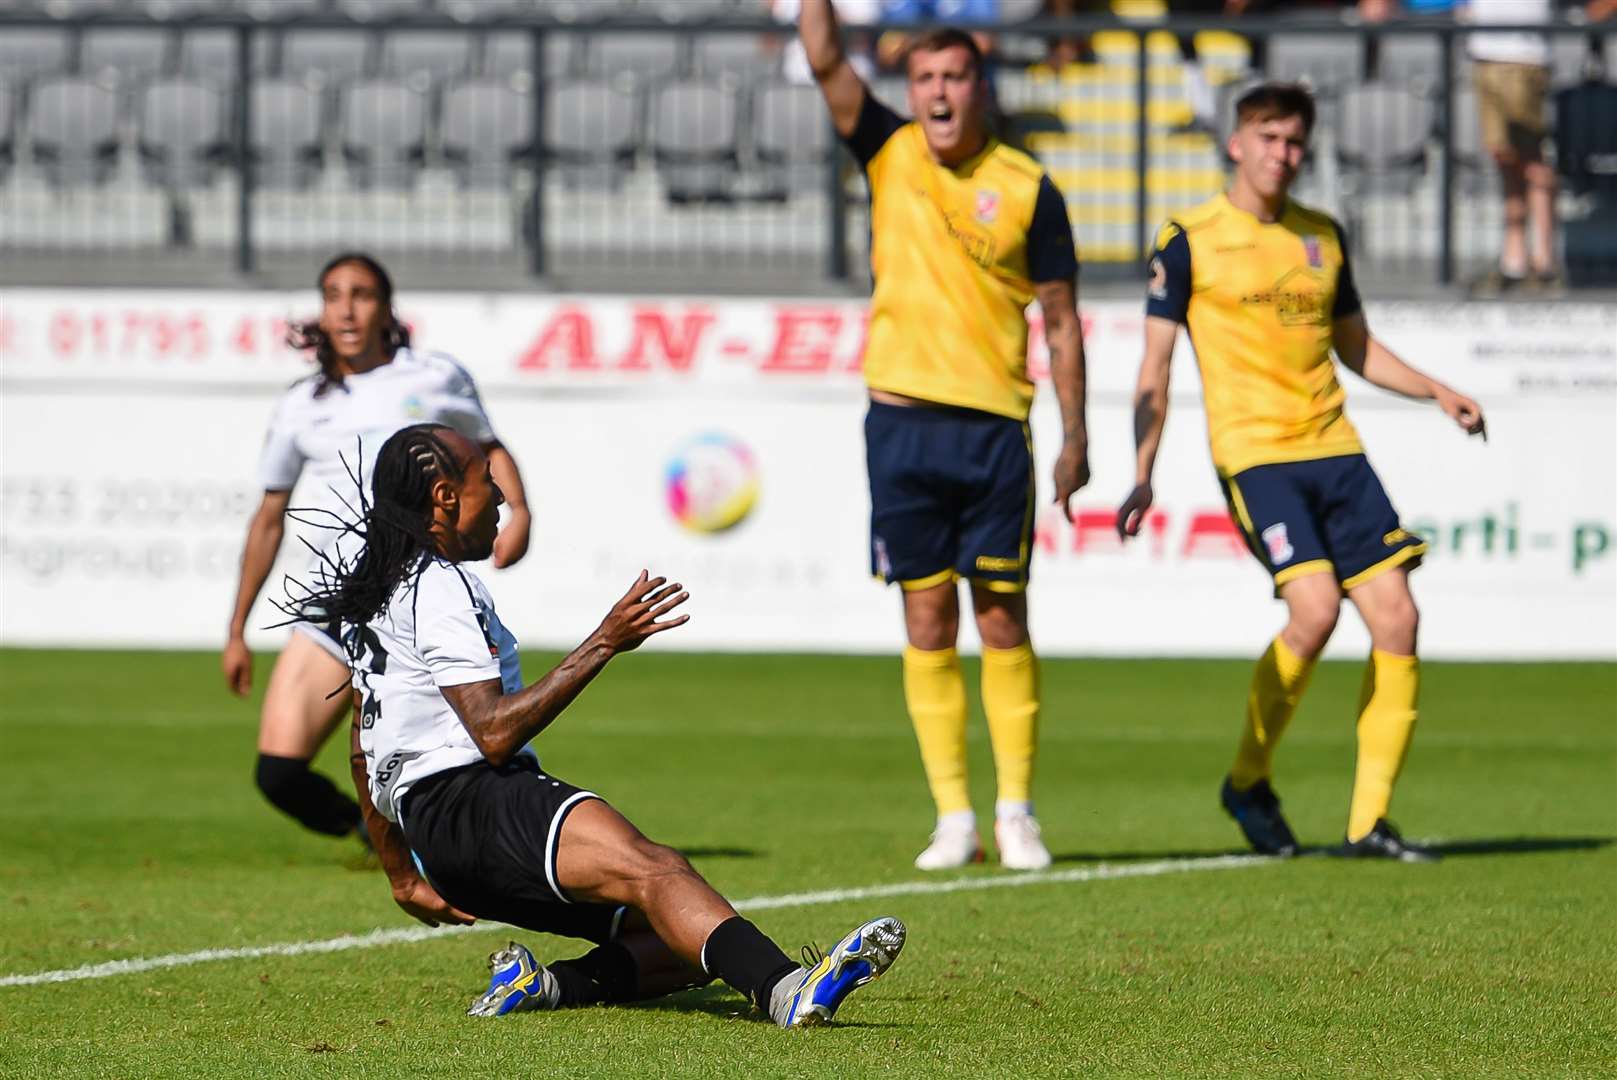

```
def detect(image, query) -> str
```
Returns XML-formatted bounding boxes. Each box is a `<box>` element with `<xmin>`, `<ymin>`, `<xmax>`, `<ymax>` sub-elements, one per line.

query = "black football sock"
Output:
<box><xmin>254</xmin><ymin>753</ymin><xmax>362</xmax><ymax>838</ymax></box>
<box><xmin>700</xmin><ymin>916</ymin><xmax>799</xmax><ymax>1012</ymax></box>
<box><xmin>548</xmin><ymin>942</ymin><xmax>641</xmax><ymax>1006</ymax></box>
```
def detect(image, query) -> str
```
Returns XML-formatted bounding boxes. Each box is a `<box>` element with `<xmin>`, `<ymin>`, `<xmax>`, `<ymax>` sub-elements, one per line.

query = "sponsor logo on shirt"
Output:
<box><xmin>1263</xmin><ymin>523</ymin><xmax>1295</xmax><ymax>564</ymax></box>
<box><xmin>1303</xmin><ymin>235</ymin><xmax>1323</xmax><ymax>268</ymax></box>
<box><xmin>975</xmin><ymin>189</ymin><xmax>999</xmax><ymax>224</ymax></box>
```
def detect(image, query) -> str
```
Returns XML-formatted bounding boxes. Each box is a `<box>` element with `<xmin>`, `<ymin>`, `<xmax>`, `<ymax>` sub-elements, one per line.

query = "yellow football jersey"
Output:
<box><xmin>849</xmin><ymin>96</ymin><xmax>1078</xmax><ymax>421</ymax></box>
<box><xmin>1147</xmin><ymin>192</ymin><xmax>1364</xmax><ymax>475</ymax></box>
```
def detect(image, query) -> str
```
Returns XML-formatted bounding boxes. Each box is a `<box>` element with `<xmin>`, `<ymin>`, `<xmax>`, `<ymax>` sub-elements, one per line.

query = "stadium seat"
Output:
<box><xmin>137</xmin><ymin>0</ymin><xmax>233</xmax><ymax>16</ymax></box>
<box><xmin>1374</xmin><ymin>34</ymin><xmax>1441</xmax><ymax>96</ymax></box>
<box><xmin>380</xmin><ymin>30</ymin><xmax>475</xmax><ymax>83</ymax></box>
<box><xmin>486</xmin><ymin>30</ymin><xmax>577</xmax><ymax>78</ymax></box>
<box><xmin>1336</xmin><ymin>82</ymin><xmax>1434</xmax><ymax>195</ymax></box>
<box><xmin>248</xmin><ymin>77</ymin><xmax>325</xmax><ymax>189</ymax></box>
<box><xmin>642</xmin><ymin>0</ymin><xmax>731</xmax><ymax>21</ymax></box>
<box><xmin>440</xmin><ymin>76</ymin><xmax>534</xmax><ymax>189</ymax></box>
<box><xmin>280</xmin><ymin>30</ymin><xmax>375</xmax><ymax>83</ymax></box>
<box><xmin>582</xmin><ymin>33</ymin><xmax>685</xmax><ymax>83</ymax></box>
<box><xmin>0</xmin><ymin>28</ymin><xmax>74</xmax><ymax>83</ymax></box>
<box><xmin>1549</xmin><ymin>33</ymin><xmax>1596</xmax><ymax>87</ymax></box>
<box><xmin>239</xmin><ymin>0</ymin><xmax>326</xmax><ymax>17</ymax></box>
<box><xmin>179</xmin><ymin>28</ymin><xmax>274</xmax><ymax>82</ymax></box>
<box><xmin>341</xmin><ymin>78</ymin><xmax>428</xmax><ymax>190</ymax></box>
<box><xmin>751</xmin><ymin>80</ymin><xmax>831</xmax><ymax>199</ymax></box>
<box><xmin>1447</xmin><ymin>84</ymin><xmax>1492</xmax><ymax>192</ymax></box>
<box><xmin>336</xmin><ymin>0</ymin><xmax>432</xmax><ymax>19</ymax></box>
<box><xmin>28</xmin><ymin>76</ymin><xmax>122</xmax><ymax>188</ymax></box>
<box><xmin>694</xmin><ymin>33</ymin><xmax>782</xmax><ymax>80</ymax></box>
<box><xmin>543</xmin><ymin>75</ymin><xmax>638</xmax><ymax>189</ymax></box>
<box><xmin>650</xmin><ymin>78</ymin><xmax>739</xmax><ymax>203</ymax></box>
<box><xmin>82</xmin><ymin>29</ymin><xmax>176</xmax><ymax>83</ymax></box>
<box><xmin>138</xmin><ymin>76</ymin><xmax>228</xmax><ymax>190</ymax></box>
<box><xmin>1268</xmin><ymin>34</ymin><xmax>1365</xmax><ymax>97</ymax></box>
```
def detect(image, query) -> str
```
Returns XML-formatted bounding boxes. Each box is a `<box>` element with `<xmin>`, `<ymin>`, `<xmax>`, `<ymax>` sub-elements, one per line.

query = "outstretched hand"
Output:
<box><xmin>597</xmin><ymin>571</ymin><xmax>691</xmax><ymax>654</ymax></box>
<box><xmin>392</xmin><ymin>875</ymin><xmax>475</xmax><ymax>928</ymax></box>
<box><xmin>1436</xmin><ymin>388</ymin><xmax>1487</xmax><ymax>441</ymax></box>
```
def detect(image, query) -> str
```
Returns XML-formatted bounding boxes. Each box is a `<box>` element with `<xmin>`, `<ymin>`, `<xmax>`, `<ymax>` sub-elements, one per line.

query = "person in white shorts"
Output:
<box><xmin>221</xmin><ymin>252</ymin><xmax>532</xmax><ymax>845</ymax></box>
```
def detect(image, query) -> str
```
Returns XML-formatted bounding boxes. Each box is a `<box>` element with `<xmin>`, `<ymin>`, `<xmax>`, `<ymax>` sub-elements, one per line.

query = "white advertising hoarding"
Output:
<box><xmin>1</xmin><ymin>289</ymin><xmax>1612</xmax><ymax>659</ymax></box>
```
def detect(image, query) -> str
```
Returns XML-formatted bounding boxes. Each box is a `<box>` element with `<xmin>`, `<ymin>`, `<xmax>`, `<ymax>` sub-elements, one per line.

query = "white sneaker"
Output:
<box><xmin>995</xmin><ymin>813</ymin><xmax>1052</xmax><ymax>871</ymax></box>
<box><xmin>913</xmin><ymin>822</ymin><xmax>984</xmax><ymax>871</ymax></box>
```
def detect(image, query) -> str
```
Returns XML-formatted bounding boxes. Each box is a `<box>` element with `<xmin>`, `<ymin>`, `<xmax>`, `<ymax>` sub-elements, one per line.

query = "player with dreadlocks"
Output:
<box><xmin>222</xmin><ymin>252</ymin><xmax>532</xmax><ymax>848</ymax></box>
<box><xmin>291</xmin><ymin>423</ymin><xmax>907</xmax><ymax>1025</ymax></box>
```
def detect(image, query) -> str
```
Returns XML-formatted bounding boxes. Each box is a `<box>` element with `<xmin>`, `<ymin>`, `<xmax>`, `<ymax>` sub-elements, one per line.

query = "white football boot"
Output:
<box><xmin>994</xmin><ymin>813</ymin><xmax>1052</xmax><ymax>871</ymax></box>
<box><xmin>913</xmin><ymin>818</ymin><xmax>984</xmax><ymax>871</ymax></box>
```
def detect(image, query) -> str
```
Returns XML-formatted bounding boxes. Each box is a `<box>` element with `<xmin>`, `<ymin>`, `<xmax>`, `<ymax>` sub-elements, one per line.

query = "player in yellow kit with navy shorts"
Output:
<box><xmin>798</xmin><ymin>0</ymin><xmax>1090</xmax><ymax>871</ymax></box>
<box><xmin>1118</xmin><ymin>84</ymin><xmax>1488</xmax><ymax>861</ymax></box>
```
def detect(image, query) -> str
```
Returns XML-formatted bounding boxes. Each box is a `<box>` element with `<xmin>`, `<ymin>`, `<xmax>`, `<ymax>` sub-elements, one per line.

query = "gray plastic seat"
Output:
<box><xmin>1337</xmin><ymin>82</ymin><xmax>1434</xmax><ymax>194</ymax></box>
<box><xmin>29</xmin><ymin>76</ymin><xmax>122</xmax><ymax>187</ymax></box>
<box><xmin>82</xmin><ymin>29</ymin><xmax>176</xmax><ymax>83</ymax></box>
<box><xmin>0</xmin><ymin>28</ymin><xmax>73</xmax><ymax>83</ymax></box>
<box><xmin>381</xmin><ymin>31</ymin><xmax>474</xmax><ymax>83</ymax></box>
<box><xmin>1269</xmin><ymin>34</ymin><xmax>1365</xmax><ymax>97</ymax></box>
<box><xmin>583</xmin><ymin>33</ymin><xmax>685</xmax><ymax>83</ymax></box>
<box><xmin>751</xmin><ymin>81</ymin><xmax>831</xmax><ymax>198</ymax></box>
<box><xmin>179</xmin><ymin>29</ymin><xmax>274</xmax><ymax>82</ymax></box>
<box><xmin>486</xmin><ymin>30</ymin><xmax>577</xmax><ymax>78</ymax></box>
<box><xmin>249</xmin><ymin>77</ymin><xmax>325</xmax><ymax>189</ymax></box>
<box><xmin>1447</xmin><ymin>84</ymin><xmax>1498</xmax><ymax>195</ymax></box>
<box><xmin>137</xmin><ymin>0</ymin><xmax>233</xmax><ymax>16</ymax></box>
<box><xmin>1375</xmin><ymin>34</ymin><xmax>1441</xmax><ymax>95</ymax></box>
<box><xmin>440</xmin><ymin>76</ymin><xmax>533</xmax><ymax>188</ymax></box>
<box><xmin>336</xmin><ymin>0</ymin><xmax>431</xmax><ymax>19</ymax></box>
<box><xmin>240</xmin><ymin>0</ymin><xmax>326</xmax><ymax>17</ymax></box>
<box><xmin>281</xmin><ymin>30</ymin><xmax>374</xmax><ymax>83</ymax></box>
<box><xmin>695</xmin><ymin>33</ymin><xmax>780</xmax><ymax>80</ymax></box>
<box><xmin>341</xmin><ymin>78</ymin><xmax>427</xmax><ymax>190</ymax></box>
<box><xmin>650</xmin><ymin>77</ymin><xmax>738</xmax><ymax>202</ymax></box>
<box><xmin>544</xmin><ymin>75</ymin><xmax>638</xmax><ymax>189</ymax></box>
<box><xmin>139</xmin><ymin>76</ymin><xmax>228</xmax><ymax>189</ymax></box>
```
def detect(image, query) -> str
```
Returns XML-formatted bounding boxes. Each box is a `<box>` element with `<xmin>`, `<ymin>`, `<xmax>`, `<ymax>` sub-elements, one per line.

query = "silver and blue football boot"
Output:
<box><xmin>777</xmin><ymin>916</ymin><xmax>907</xmax><ymax>1029</ymax></box>
<box><xmin>466</xmin><ymin>942</ymin><xmax>560</xmax><ymax>1017</ymax></box>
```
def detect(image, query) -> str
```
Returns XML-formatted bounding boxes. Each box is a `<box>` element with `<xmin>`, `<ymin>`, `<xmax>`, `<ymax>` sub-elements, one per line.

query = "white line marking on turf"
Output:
<box><xmin>0</xmin><ymin>853</ymin><xmax>1272</xmax><ymax>989</ymax></box>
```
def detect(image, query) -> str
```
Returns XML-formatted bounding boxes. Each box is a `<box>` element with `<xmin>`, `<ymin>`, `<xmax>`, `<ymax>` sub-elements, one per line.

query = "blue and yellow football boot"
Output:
<box><xmin>777</xmin><ymin>916</ymin><xmax>907</xmax><ymax>1028</ymax></box>
<box><xmin>466</xmin><ymin>942</ymin><xmax>560</xmax><ymax>1017</ymax></box>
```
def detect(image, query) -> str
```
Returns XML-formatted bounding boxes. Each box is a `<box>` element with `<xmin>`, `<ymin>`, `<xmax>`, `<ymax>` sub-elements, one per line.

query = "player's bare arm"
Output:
<box><xmin>799</xmin><ymin>0</ymin><xmax>868</xmax><ymax>138</ymax></box>
<box><xmin>484</xmin><ymin>441</ymin><xmax>531</xmax><ymax>569</ymax></box>
<box><xmin>347</xmin><ymin>704</ymin><xmax>474</xmax><ymax>927</ymax></box>
<box><xmin>1117</xmin><ymin>316</ymin><xmax>1178</xmax><ymax>539</ymax></box>
<box><xmin>222</xmin><ymin>488</ymin><xmax>292</xmax><ymax>695</ymax></box>
<box><xmin>1333</xmin><ymin>312</ymin><xmax>1487</xmax><ymax>439</ymax></box>
<box><xmin>439</xmin><ymin>572</ymin><xmax>690</xmax><ymax>768</ymax></box>
<box><xmin>1036</xmin><ymin>276</ymin><xmax>1090</xmax><ymax>520</ymax></box>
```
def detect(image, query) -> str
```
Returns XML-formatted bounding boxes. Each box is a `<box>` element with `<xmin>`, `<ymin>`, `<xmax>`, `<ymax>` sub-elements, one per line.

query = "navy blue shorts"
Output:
<box><xmin>865</xmin><ymin>401</ymin><xmax>1035</xmax><ymax>592</ymax></box>
<box><xmin>1219</xmin><ymin>454</ymin><xmax>1426</xmax><ymax>591</ymax></box>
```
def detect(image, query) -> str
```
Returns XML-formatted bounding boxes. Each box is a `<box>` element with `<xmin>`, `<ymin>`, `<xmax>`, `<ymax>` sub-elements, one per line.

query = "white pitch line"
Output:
<box><xmin>0</xmin><ymin>853</ymin><xmax>1272</xmax><ymax>989</ymax></box>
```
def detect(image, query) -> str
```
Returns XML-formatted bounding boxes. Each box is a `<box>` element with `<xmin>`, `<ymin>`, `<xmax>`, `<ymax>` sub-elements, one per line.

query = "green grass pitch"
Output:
<box><xmin>2</xmin><ymin>649</ymin><xmax>1614</xmax><ymax>1078</ymax></box>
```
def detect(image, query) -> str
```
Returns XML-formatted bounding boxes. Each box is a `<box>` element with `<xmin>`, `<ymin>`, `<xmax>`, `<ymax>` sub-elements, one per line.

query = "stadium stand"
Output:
<box><xmin>138</xmin><ymin>76</ymin><xmax>229</xmax><ymax>191</ymax></box>
<box><xmin>179</xmin><ymin>28</ymin><xmax>274</xmax><ymax>80</ymax></box>
<box><xmin>29</xmin><ymin>76</ymin><xmax>121</xmax><ymax>188</ymax></box>
<box><xmin>543</xmin><ymin>75</ymin><xmax>638</xmax><ymax>191</ymax></box>
<box><xmin>651</xmin><ymin>77</ymin><xmax>741</xmax><ymax>203</ymax></box>
<box><xmin>440</xmin><ymin>75</ymin><xmax>534</xmax><ymax>189</ymax></box>
<box><xmin>81</xmin><ymin>28</ymin><xmax>174</xmax><ymax>82</ymax></box>
<box><xmin>248</xmin><ymin>78</ymin><xmax>325</xmax><ymax>190</ymax></box>
<box><xmin>379</xmin><ymin>30</ymin><xmax>476</xmax><ymax>83</ymax></box>
<box><xmin>280</xmin><ymin>30</ymin><xmax>375</xmax><ymax>84</ymax></box>
<box><xmin>0</xmin><ymin>27</ymin><xmax>73</xmax><ymax>82</ymax></box>
<box><xmin>340</xmin><ymin>78</ymin><xmax>428</xmax><ymax>191</ymax></box>
<box><xmin>752</xmin><ymin>80</ymin><xmax>832</xmax><ymax>199</ymax></box>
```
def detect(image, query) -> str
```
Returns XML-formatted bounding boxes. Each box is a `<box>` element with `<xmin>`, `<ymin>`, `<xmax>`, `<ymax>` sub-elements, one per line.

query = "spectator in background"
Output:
<box><xmin>1463</xmin><ymin>0</ymin><xmax>1560</xmax><ymax>293</ymax></box>
<box><xmin>776</xmin><ymin>0</ymin><xmax>882</xmax><ymax>83</ymax></box>
<box><xmin>876</xmin><ymin>0</ymin><xmax>999</xmax><ymax>70</ymax></box>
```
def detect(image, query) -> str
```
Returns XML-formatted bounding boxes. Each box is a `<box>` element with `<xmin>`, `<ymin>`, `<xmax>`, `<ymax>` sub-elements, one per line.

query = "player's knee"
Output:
<box><xmin>1378</xmin><ymin>595</ymin><xmax>1420</xmax><ymax>648</ymax></box>
<box><xmin>618</xmin><ymin>839</ymin><xmax>697</xmax><ymax>895</ymax></box>
<box><xmin>1288</xmin><ymin>604</ymin><xmax>1338</xmax><ymax>656</ymax></box>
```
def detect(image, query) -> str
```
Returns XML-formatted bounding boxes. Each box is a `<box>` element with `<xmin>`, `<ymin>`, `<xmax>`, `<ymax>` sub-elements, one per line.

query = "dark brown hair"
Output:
<box><xmin>285</xmin><ymin>251</ymin><xmax>410</xmax><ymax>396</ymax></box>
<box><xmin>904</xmin><ymin>27</ymin><xmax>985</xmax><ymax>79</ymax></box>
<box><xmin>1234</xmin><ymin>82</ymin><xmax>1316</xmax><ymax>138</ymax></box>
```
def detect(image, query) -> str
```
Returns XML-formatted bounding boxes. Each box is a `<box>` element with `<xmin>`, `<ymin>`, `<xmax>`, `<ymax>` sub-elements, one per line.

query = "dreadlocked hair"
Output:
<box><xmin>285</xmin><ymin>251</ymin><xmax>411</xmax><ymax>397</ymax></box>
<box><xmin>278</xmin><ymin>424</ymin><xmax>464</xmax><ymax>658</ymax></box>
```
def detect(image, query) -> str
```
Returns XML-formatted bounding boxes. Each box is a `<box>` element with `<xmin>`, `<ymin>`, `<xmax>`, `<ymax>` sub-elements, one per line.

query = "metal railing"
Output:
<box><xmin>0</xmin><ymin>8</ymin><xmax>1612</xmax><ymax>291</ymax></box>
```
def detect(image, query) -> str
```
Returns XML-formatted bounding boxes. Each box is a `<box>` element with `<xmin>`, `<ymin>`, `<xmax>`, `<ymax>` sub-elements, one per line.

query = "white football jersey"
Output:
<box><xmin>258</xmin><ymin>347</ymin><xmax>497</xmax><ymax>576</ymax></box>
<box><xmin>1466</xmin><ymin>0</ymin><xmax>1550</xmax><ymax>67</ymax></box>
<box><xmin>350</xmin><ymin>558</ymin><xmax>530</xmax><ymax>824</ymax></box>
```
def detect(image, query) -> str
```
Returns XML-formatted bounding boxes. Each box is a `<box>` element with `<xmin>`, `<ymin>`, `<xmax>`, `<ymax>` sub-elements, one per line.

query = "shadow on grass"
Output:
<box><xmin>1424</xmin><ymin>836</ymin><xmax>1614</xmax><ymax>858</ymax></box>
<box><xmin>676</xmin><ymin>846</ymin><xmax>761</xmax><ymax>860</ymax></box>
<box><xmin>1049</xmin><ymin>848</ymin><xmax>1256</xmax><ymax>865</ymax></box>
<box><xmin>622</xmin><ymin>985</ymin><xmax>911</xmax><ymax>1029</ymax></box>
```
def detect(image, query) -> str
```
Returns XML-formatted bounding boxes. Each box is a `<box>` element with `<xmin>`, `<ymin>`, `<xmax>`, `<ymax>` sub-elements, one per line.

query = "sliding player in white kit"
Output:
<box><xmin>287</xmin><ymin>423</ymin><xmax>905</xmax><ymax>1025</ymax></box>
<box><xmin>222</xmin><ymin>253</ymin><xmax>532</xmax><ymax>845</ymax></box>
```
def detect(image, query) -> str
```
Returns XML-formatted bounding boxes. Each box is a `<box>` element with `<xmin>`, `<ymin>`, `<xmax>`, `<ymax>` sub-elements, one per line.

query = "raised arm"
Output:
<box><xmin>800</xmin><ymin>0</ymin><xmax>868</xmax><ymax>138</ymax></box>
<box><xmin>1036</xmin><ymin>277</ymin><xmax>1090</xmax><ymax>520</ymax></box>
<box><xmin>439</xmin><ymin>572</ymin><xmax>690</xmax><ymax>767</ymax></box>
<box><xmin>485</xmin><ymin>440</ymin><xmax>531</xmax><ymax>569</ymax></box>
<box><xmin>348</xmin><ymin>705</ymin><xmax>474</xmax><ymax>926</ymax></box>
<box><xmin>221</xmin><ymin>489</ymin><xmax>291</xmax><ymax>696</ymax></box>
<box><xmin>1116</xmin><ymin>316</ymin><xmax>1178</xmax><ymax>540</ymax></box>
<box><xmin>1333</xmin><ymin>312</ymin><xmax>1487</xmax><ymax>439</ymax></box>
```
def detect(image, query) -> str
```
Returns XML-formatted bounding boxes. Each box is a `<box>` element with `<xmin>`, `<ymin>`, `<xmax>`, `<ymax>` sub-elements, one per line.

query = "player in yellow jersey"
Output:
<box><xmin>799</xmin><ymin>0</ymin><xmax>1090</xmax><ymax>871</ymax></box>
<box><xmin>1118</xmin><ymin>84</ymin><xmax>1486</xmax><ymax>862</ymax></box>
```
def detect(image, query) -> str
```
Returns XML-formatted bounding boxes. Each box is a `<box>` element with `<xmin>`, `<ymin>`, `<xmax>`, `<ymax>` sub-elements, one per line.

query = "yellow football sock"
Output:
<box><xmin>902</xmin><ymin>645</ymin><xmax>971</xmax><ymax>816</ymax></box>
<box><xmin>1230</xmin><ymin>636</ymin><xmax>1317</xmax><ymax>790</ymax></box>
<box><xmin>1347</xmin><ymin>650</ymin><xmax>1420</xmax><ymax>842</ymax></box>
<box><xmin>981</xmin><ymin>643</ymin><xmax>1039</xmax><ymax>806</ymax></box>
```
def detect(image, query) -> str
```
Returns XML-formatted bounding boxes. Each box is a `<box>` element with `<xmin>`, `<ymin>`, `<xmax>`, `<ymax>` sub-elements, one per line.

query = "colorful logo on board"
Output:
<box><xmin>665</xmin><ymin>433</ymin><xmax>759</xmax><ymax>535</ymax></box>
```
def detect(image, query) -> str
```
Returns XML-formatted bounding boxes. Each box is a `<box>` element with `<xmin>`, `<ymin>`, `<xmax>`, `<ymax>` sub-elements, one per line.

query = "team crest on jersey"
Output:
<box><xmin>402</xmin><ymin>394</ymin><xmax>425</xmax><ymax>418</ymax></box>
<box><xmin>873</xmin><ymin>536</ymin><xmax>892</xmax><ymax>579</ymax></box>
<box><xmin>974</xmin><ymin>189</ymin><xmax>999</xmax><ymax>224</ymax></box>
<box><xmin>1302</xmin><ymin>235</ymin><xmax>1322</xmax><ymax>268</ymax></box>
<box><xmin>1262</xmin><ymin>523</ymin><xmax>1294</xmax><ymax>564</ymax></box>
<box><xmin>1149</xmin><ymin>257</ymin><xmax>1168</xmax><ymax>300</ymax></box>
